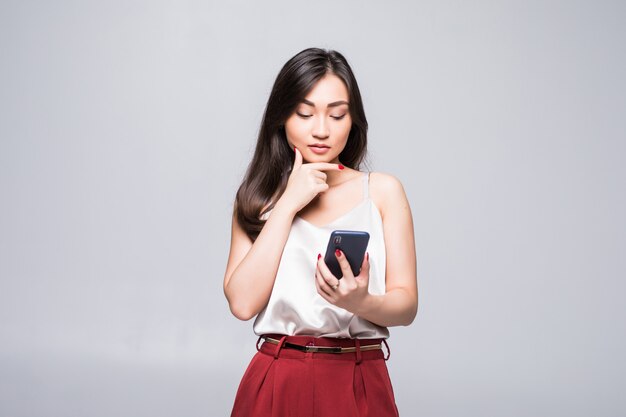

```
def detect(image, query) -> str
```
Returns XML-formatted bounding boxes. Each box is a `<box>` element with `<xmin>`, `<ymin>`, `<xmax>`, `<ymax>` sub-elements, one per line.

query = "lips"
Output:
<box><xmin>308</xmin><ymin>144</ymin><xmax>331</xmax><ymax>154</ymax></box>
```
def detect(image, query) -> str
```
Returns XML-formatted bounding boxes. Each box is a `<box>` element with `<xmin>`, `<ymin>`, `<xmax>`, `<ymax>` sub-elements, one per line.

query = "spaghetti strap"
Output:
<box><xmin>363</xmin><ymin>171</ymin><xmax>370</xmax><ymax>200</ymax></box>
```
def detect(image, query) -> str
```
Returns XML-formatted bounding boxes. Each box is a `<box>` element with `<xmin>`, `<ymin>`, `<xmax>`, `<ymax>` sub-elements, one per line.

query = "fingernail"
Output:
<box><xmin>338</xmin><ymin>164</ymin><xmax>344</xmax><ymax>170</ymax></box>
<box><xmin>335</xmin><ymin>249</ymin><xmax>342</xmax><ymax>257</ymax></box>
<box><xmin>294</xmin><ymin>146</ymin><xmax>296</xmax><ymax>152</ymax></box>
<box><xmin>317</xmin><ymin>253</ymin><xmax>321</xmax><ymax>260</ymax></box>
<box><xmin>366</xmin><ymin>252</ymin><xmax>369</xmax><ymax>261</ymax></box>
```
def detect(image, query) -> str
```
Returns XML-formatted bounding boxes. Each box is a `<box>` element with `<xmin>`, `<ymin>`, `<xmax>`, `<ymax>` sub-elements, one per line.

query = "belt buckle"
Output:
<box><xmin>311</xmin><ymin>346</ymin><xmax>342</xmax><ymax>353</ymax></box>
<box><xmin>305</xmin><ymin>339</ymin><xmax>342</xmax><ymax>353</ymax></box>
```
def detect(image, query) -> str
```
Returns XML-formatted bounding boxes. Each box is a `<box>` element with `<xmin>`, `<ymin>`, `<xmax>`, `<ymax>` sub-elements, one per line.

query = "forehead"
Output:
<box><xmin>301</xmin><ymin>73</ymin><xmax>349</xmax><ymax>106</ymax></box>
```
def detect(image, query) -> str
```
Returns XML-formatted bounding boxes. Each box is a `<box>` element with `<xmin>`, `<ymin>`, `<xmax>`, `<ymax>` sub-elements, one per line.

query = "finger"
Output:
<box><xmin>335</xmin><ymin>249</ymin><xmax>358</xmax><ymax>287</ymax></box>
<box><xmin>317</xmin><ymin>252</ymin><xmax>340</xmax><ymax>281</ymax></box>
<box><xmin>315</xmin><ymin>269</ymin><xmax>335</xmax><ymax>300</ymax></box>
<box><xmin>335</xmin><ymin>248</ymin><xmax>355</xmax><ymax>278</ymax></box>
<box><xmin>320</xmin><ymin>264</ymin><xmax>340</xmax><ymax>290</ymax></box>
<box><xmin>293</xmin><ymin>145</ymin><xmax>303</xmax><ymax>170</ymax></box>
<box><xmin>316</xmin><ymin>182</ymin><xmax>330</xmax><ymax>194</ymax></box>
<box><xmin>311</xmin><ymin>171</ymin><xmax>328</xmax><ymax>181</ymax></box>
<box><xmin>304</xmin><ymin>162</ymin><xmax>345</xmax><ymax>172</ymax></box>
<box><xmin>316</xmin><ymin>281</ymin><xmax>335</xmax><ymax>305</ymax></box>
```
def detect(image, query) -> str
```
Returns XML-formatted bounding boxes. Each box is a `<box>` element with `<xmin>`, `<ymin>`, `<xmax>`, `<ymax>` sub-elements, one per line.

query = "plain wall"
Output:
<box><xmin>1</xmin><ymin>0</ymin><xmax>625</xmax><ymax>416</ymax></box>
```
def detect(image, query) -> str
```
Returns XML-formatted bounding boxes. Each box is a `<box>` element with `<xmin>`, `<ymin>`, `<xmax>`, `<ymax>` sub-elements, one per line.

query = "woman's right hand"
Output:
<box><xmin>277</xmin><ymin>146</ymin><xmax>344</xmax><ymax>214</ymax></box>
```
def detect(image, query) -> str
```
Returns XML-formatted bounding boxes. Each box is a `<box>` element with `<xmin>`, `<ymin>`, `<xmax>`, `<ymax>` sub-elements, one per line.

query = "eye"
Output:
<box><xmin>331</xmin><ymin>114</ymin><xmax>346</xmax><ymax>120</ymax></box>
<box><xmin>296</xmin><ymin>112</ymin><xmax>312</xmax><ymax>118</ymax></box>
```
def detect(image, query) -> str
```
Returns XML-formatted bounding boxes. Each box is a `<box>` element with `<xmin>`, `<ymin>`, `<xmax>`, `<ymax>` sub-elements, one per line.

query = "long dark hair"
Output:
<box><xmin>234</xmin><ymin>47</ymin><xmax>370</xmax><ymax>242</ymax></box>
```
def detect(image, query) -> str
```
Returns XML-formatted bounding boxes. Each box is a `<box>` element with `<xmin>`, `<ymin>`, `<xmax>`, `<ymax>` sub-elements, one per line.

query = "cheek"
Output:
<box><xmin>285</xmin><ymin>120</ymin><xmax>307</xmax><ymax>140</ymax></box>
<box><xmin>339</xmin><ymin>117</ymin><xmax>353</xmax><ymax>135</ymax></box>
<box><xmin>338</xmin><ymin>121</ymin><xmax>352</xmax><ymax>139</ymax></box>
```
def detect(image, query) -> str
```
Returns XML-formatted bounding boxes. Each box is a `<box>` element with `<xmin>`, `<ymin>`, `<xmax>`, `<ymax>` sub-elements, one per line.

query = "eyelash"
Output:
<box><xmin>297</xmin><ymin>112</ymin><xmax>346</xmax><ymax>120</ymax></box>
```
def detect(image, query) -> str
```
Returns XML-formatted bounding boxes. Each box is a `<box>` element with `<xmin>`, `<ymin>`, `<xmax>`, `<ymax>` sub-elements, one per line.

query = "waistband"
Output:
<box><xmin>257</xmin><ymin>334</ymin><xmax>391</xmax><ymax>362</ymax></box>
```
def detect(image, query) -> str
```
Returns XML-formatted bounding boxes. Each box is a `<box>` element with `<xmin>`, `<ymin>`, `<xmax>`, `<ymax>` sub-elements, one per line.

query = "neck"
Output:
<box><xmin>326</xmin><ymin>169</ymin><xmax>344</xmax><ymax>187</ymax></box>
<box><xmin>321</xmin><ymin>155</ymin><xmax>343</xmax><ymax>187</ymax></box>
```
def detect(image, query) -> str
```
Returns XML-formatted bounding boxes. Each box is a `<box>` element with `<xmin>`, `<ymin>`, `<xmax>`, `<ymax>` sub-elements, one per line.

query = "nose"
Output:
<box><xmin>312</xmin><ymin>115</ymin><xmax>329</xmax><ymax>139</ymax></box>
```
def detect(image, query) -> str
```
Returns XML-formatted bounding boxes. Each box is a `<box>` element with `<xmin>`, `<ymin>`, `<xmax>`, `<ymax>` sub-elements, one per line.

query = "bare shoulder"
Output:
<box><xmin>368</xmin><ymin>171</ymin><xmax>410</xmax><ymax>218</ymax></box>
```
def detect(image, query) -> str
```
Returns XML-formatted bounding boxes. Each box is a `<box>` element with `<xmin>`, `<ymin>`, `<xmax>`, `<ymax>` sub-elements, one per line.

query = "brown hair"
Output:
<box><xmin>234</xmin><ymin>47</ymin><xmax>370</xmax><ymax>241</ymax></box>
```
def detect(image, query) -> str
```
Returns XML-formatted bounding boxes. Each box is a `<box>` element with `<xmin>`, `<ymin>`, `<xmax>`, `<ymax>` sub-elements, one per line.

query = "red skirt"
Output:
<box><xmin>230</xmin><ymin>334</ymin><xmax>399</xmax><ymax>417</ymax></box>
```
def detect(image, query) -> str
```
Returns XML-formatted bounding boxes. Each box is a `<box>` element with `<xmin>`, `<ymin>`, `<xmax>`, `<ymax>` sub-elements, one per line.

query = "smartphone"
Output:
<box><xmin>323</xmin><ymin>230</ymin><xmax>370</xmax><ymax>279</ymax></box>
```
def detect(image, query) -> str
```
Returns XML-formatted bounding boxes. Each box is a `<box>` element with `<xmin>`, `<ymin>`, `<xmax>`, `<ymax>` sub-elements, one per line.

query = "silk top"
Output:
<box><xmin>253</xmin><ymin>171</ymin><xmax>389</xmax><ymax>339</ymax></box>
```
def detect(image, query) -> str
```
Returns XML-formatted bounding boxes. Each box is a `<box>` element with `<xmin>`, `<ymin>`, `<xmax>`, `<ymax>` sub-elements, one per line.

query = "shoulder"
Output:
<box><xmin>368</xmin><ymin>171</ymin><xmax>410</xmax><ymax>218</ymax></box>
<box><xmin>369</xmin><ymin>171</ymin><xmax>407</xmax><ymax>200</ymax></box>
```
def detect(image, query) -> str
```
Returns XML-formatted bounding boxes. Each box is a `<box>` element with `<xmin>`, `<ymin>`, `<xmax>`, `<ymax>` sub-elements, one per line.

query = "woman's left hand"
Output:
<box><xmin>315</xmin><ymin>249</ymin><xmax>370</xmax><ymax>314</ymax></box>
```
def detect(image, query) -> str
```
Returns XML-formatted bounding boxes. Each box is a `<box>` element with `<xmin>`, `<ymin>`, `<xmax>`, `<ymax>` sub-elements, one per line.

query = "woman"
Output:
<box><xmin>223</xmin><ymin>47</ymin><xmax>418</xmax><ymax>416</ymax></box>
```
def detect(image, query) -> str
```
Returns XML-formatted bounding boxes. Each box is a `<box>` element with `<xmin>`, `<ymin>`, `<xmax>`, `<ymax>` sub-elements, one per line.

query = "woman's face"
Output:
<box><xmin>284</xmin><ymin>73</ymin><xmax>352</xmax><ymax>164</ymax></box>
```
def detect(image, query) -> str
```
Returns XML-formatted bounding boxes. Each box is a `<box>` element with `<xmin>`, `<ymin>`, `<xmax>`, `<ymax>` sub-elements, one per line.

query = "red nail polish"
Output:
<box><xmin>294</xmin><ymin>146</ymin><xmax>296</xmax><ymax>152</ymax></box>
<box><xmin>335</xmin><ymin>249</ymin><xmax>341</xmax><ymax>257</ymax></box>
<box><xmin>317</xmin><ymin>253</ymin><xmax>321</xmax><ymax>260</ymax></box>
<box><xmin>366</xmin><ymin>252</ymin><xmax>369</xmax><ymax>261</ymax></box>
<box><xmin>338</xmin><ymin>164</ymin><xmax>344</xmax><ymax>170</ymax></box>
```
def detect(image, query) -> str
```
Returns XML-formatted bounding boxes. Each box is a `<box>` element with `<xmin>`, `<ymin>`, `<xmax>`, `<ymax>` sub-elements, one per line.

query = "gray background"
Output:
<box><xmin>1</xmin><ymin>1</ymin><xmax>624</xmax><ymax>416</ymax></box>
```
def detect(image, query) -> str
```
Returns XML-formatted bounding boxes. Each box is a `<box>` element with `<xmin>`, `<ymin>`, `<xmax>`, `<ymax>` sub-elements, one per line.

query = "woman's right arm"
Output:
<box><xmin>223</xmin><ymin>200</ymin><xmax>297</xmax><ymax>321</ymax></box>
<box><xmin>223</xmin><ymin>147</ymin><xmax>343</xmax><ymax>321</ymax></box>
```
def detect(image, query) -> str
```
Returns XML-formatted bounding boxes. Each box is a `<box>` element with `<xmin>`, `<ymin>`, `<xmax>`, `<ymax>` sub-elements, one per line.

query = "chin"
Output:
<box><xmin>308</xmin><ymin>156</ymin><xmax>336</xmax><ymax>164</ymax></box>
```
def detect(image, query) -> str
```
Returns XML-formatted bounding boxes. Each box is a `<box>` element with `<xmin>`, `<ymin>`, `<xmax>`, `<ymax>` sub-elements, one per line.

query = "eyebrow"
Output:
<box><xmin>301</xmin><ymin>99</ymin><xmax>349</xmax><ymax>108</ymax></box>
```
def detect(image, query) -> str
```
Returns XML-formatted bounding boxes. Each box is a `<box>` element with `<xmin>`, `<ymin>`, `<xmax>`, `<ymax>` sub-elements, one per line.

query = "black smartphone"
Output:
<box><xmin>323</xmin><ymin>230</ymin><xmax>370</xmax><ymax>279</ymax></box>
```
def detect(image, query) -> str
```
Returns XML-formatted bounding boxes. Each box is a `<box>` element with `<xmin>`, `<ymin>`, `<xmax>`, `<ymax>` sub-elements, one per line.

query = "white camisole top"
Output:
<box><xmin>253</xmin><ymin>171</ymin><xmax>389</xmax><ymax>339</ymax></box>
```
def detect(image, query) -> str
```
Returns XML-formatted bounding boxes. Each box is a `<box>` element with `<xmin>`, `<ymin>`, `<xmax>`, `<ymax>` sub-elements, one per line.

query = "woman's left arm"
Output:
<box><xmin>356</xmin><ymin>173</ymin><xmax>418</xmax><ymax>327</ymax></box>
<box><xmin>314</xmin><ymin>173</ymin><xmax>418</xmax><ymax>327</ymax></box>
